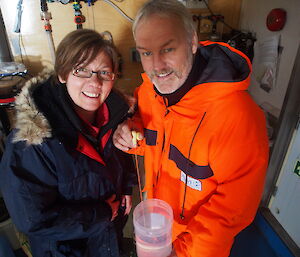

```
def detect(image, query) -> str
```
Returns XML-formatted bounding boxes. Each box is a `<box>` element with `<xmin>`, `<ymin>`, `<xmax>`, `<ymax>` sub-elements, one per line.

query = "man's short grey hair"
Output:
<box><xmin>133</xmin><ymin>0</ymin><xmax>196</xmax><ymax>41</ymax></box>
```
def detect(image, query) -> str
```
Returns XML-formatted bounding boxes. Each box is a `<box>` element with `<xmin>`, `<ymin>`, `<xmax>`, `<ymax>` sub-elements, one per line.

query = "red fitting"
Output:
<box><xmin>44</xmin><ymin>24</ymin><xmax>52</xmax><ymax>31</ymax></box>
<box><xmin>74</xmin><ymin>15</ymin><xmax>85</xmax><ymax>25</ymax></box>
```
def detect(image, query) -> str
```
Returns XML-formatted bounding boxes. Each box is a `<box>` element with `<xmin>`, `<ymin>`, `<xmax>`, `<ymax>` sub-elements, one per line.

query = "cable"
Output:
<box><xmin>102</xmin><ymin>0</ymin><xmax>133</xmax><ymax>23</ymax></box>
<box><xmin>92</xmin><ymin>3</ymin><xmax>95</xmax><ymax>29</ymax></box>
<box><xmin>86</xmin><ymin>3</ymin><xmax>90</xmax><ymax>27</ymax></box>
<box><xmin>18</xmin><ymin>33</ymin><xmax>25</xmax><ymax>63</ymax></box>
<box><xmin>202</xmin><ymin>0</ymin><xmax>234</xmax><ymax>31</ymax></box>
<box><xmin>101</xmin><ymin>30</ymin><xmax>113</xmax><ymax>43</ymax></box>
<box><xmin>202</xmin><ymin>0</ymin><xmax>214</xmax><ymax>16</ymax></box>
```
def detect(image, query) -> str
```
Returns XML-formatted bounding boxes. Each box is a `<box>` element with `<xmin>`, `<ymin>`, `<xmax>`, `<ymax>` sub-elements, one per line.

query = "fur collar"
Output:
<box><xmin>13</xmin><ymin>70</ymin><xmax>53</xmax><ymax>145</ymax></box>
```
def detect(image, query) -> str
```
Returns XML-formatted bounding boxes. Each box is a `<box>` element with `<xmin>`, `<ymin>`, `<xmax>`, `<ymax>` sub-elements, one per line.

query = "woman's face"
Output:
<box><xmin>59</xmin><ymin>51</ymin><xmax>114</xmax><ymax>120</ymax></box>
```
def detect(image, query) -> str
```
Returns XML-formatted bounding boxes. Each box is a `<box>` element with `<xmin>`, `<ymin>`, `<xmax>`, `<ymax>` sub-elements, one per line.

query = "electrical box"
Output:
<box><xmin>269</xmin><ymin>127</ymin><xmax>300</xmax><ymax>247</ymax></box>
<box><xmin>293</xmin><ymin>160</ymin><xmax>300</xmax><ymax>176</ymax></box>
<box><xmin>177</xmin><ymin>0</ymin><xmax>207</xmax><ymax>9</ymax></box>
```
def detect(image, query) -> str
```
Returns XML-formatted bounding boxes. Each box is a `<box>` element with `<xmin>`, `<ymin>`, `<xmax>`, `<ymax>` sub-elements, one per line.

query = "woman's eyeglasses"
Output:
<box><xmin>72</xmin><ymin>68</ymin><xmax>115</xmax><ymax>81</ymax></box>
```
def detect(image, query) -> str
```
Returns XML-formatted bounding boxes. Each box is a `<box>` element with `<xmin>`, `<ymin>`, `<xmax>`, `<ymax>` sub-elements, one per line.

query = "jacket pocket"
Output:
<box><xmin>169</xmin><ymin>144</ymin><xmax>214</xmax><ymax>179</ymax></box>
<box><xmin>144</xmin><ymin>128</ymin><xmax>157</xmax><ymax>146</ymax></box>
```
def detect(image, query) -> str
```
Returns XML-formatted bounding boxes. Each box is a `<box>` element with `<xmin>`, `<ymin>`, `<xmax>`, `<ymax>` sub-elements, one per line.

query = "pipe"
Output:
<box><xmin>0</xmin><ymin>8</ymin><xmax>14</xmax><ymax>62</ymax></box>
<box><xmin>45</xmin><ymin>31</ymin><xmax>56</xmax><ymax>63</ymax></box>
<box><xmin>102</xmin><ymin>0</ymin><xmax>133</xmax><ymax>23</ymax></box>
<box><xmin>40</xmin><ymin>0</ymin><xmax>55</xmax><ymax>64</ymax></box>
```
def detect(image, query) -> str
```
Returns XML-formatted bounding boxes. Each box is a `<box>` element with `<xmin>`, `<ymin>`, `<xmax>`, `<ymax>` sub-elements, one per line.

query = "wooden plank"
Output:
<box><xmin>0</xmin><ymin>0</ymin><xmax>241</xmax><ymax>94</ymax></box>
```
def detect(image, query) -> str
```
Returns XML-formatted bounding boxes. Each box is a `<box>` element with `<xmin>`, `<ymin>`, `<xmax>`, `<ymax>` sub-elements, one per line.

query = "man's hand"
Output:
<box><xmin>121</xmin><ymin>195</ymin><xmax>132</xmax><ymax>215</ymax></box>
<box><xmin>105</xmin><ymin>194</ymin><xmax>119</xmax><ymax>221</ymax></box>
<box><xmin>113</xmin><ymin>121</ymin><xmax>143</xmax><ymax>151</ymax></box>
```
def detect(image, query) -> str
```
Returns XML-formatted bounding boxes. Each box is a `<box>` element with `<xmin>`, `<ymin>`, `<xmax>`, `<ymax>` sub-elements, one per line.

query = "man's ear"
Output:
<box><xmin>191</xmin><ymin>32</ymin><xmax>198</xmax><ymax>54</ymax></box>
<box><xmin>58</xmin><ymin>75</ymin><xmax>66</xmax><ymax>84</ymax></box>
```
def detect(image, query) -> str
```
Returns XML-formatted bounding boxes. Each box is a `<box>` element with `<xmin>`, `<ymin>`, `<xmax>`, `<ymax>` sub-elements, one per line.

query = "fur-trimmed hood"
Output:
<box><xmin>13</xmin><ymin>70</ymin><xmax>53</xmax><ymax>145</ymax></box>
<box><xmin>12</xmin><ymin>70</ymin><xmax>131</xmax><ymax>147</ymax></box>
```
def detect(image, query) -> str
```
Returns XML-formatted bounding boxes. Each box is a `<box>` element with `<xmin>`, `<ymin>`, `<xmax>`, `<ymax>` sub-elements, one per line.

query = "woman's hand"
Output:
<box><xmin>121</xmin><ymin>195</ymin><xmax>132</xmax><ymax>215</ymax></box>
<box><xmin>105</xmin><ymin>194</ymin><xmax>120</xmax><ymax>221</ymax></box>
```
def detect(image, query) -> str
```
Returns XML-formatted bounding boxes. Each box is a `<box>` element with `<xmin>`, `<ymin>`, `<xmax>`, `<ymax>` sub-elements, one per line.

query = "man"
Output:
<box><xmin>113</xmin><ymin>0</ymin><xmax>269</xmax><ymax>256</ymax></box>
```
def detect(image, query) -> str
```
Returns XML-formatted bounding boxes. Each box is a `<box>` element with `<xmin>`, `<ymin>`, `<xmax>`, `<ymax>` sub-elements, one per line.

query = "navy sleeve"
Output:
<box><xmin>0</xmin><ymin>137</ymin><xmax>112</xmax><ymax>241</ymax></box>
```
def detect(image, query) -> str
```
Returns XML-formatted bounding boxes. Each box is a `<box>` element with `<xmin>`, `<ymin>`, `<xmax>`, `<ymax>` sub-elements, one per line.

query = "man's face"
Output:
<box><xmin>135</xmin><ymin>14</ymin><xmax>198</xmax><ymax>94</ymax></box>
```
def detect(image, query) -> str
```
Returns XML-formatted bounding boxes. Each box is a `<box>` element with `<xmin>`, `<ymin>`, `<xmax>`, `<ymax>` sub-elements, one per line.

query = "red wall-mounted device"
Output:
<box><xmin>266</xmin><ymin>8</ymin><xmax>287</xmax><ymax>31</ymax></box>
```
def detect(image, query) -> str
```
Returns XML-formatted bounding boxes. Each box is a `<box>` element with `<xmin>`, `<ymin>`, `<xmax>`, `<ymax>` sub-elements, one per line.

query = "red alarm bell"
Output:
<box><xmin>266</xmin><ymin>8</ymin><xmax>287</xmax><ymax>31</ymax></box>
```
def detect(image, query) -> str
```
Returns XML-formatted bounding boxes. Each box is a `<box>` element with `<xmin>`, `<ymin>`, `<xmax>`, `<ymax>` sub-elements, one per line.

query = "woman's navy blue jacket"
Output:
<box><xmin>0</xmin><ymin>72</ymin><xmax>136</xmax><ymax>257</ymax></box>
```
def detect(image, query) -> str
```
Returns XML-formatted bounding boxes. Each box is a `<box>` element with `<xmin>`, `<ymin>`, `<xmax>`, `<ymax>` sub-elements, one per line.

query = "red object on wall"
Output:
<box><xmin>266</xmin><ymin>8</ymin><xmax>287</xmax><ymax>31</ymax></box>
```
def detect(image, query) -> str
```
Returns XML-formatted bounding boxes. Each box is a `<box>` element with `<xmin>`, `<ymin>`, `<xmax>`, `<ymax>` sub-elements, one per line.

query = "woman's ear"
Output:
<box><xmin>58</xmin><ymin>75</ymin><xmax>66</xmax><ymax>84</ymax></box>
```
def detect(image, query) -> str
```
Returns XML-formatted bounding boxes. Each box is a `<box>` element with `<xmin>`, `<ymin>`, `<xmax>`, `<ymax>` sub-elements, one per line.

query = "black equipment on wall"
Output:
<box><xmin>223</xmin><ymin>30</ymin><xmax>256</xmax><ymax>62</ymax></box>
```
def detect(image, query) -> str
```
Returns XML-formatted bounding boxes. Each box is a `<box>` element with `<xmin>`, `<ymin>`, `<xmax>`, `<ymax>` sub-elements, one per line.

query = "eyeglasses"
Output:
<box><xmin>72</xmin><ymin>68</ymin><xmax>115</xmax><ymax>81</ymax></box>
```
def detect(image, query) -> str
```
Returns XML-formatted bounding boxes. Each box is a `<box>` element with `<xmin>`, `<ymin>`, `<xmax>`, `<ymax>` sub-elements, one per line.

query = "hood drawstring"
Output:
<box><xmin>180</xmin><ymin>112</ymin><xmax>206</xmax><ymax>220</ymax></box>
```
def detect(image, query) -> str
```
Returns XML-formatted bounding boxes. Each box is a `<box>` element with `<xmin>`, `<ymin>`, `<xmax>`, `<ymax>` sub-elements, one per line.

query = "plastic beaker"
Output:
<box><xmin>133</xmin><ymin>199</ymin><xmax>173</xmax><ymax>257</ymax></box>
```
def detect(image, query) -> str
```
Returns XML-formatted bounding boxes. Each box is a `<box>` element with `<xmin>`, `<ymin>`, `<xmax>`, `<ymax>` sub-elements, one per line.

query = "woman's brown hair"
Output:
<box><xmin>54</xmin><ymin>29</ymin><xmax>119</xmax><ymax>82</ymax></box>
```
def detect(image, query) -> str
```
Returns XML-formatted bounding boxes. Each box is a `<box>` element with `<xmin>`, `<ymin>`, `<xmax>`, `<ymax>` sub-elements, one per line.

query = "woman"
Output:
<box><xmin>0</xmin><ymin>29</ymin><xmax>136</xmax><ymax>257</ymax></box>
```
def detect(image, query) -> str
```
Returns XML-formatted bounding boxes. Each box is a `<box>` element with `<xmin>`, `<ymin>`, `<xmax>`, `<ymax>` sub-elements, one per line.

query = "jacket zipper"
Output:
<box><xmin>180</xmin><ymin>112</ymin><xmax>207</xmax><ymax>220</ymax></box>
<box><xmin>155</xmin><ymin>106</ymin><xmax>170</xmax><ymax>187</ymax></box>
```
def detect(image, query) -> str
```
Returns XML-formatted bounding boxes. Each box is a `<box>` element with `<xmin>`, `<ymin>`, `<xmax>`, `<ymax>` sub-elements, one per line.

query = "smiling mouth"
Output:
<box><xmin>82</xmin><ymin>92</ymin><xmax>100</xmax><ymax>98</ymax></box>
<box><xmin>156</xmin><ymin>71</ymin><xmax>173</xmax><ymax>78</ymax></box>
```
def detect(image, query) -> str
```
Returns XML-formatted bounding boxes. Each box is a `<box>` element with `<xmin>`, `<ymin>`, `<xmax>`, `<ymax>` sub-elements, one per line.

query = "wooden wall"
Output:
<box><xmin>0</xmin><ymin>0</ymin><xmax>241</xmax><ymax>94</ymax></box>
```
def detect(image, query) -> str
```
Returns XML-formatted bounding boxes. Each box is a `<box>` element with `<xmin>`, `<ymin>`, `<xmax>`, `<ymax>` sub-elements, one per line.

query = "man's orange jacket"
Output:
<box><xmin>129</xmin><ymin>41</ymin><xmax>269</xmax><ymax>257</ymax></box>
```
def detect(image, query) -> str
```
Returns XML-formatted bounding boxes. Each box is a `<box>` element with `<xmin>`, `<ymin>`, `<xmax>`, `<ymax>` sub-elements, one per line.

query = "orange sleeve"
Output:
<box><xmin>126</xmin><ymin>86</ymin><xmax>146</xmax><ymax>157</ymax></box>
